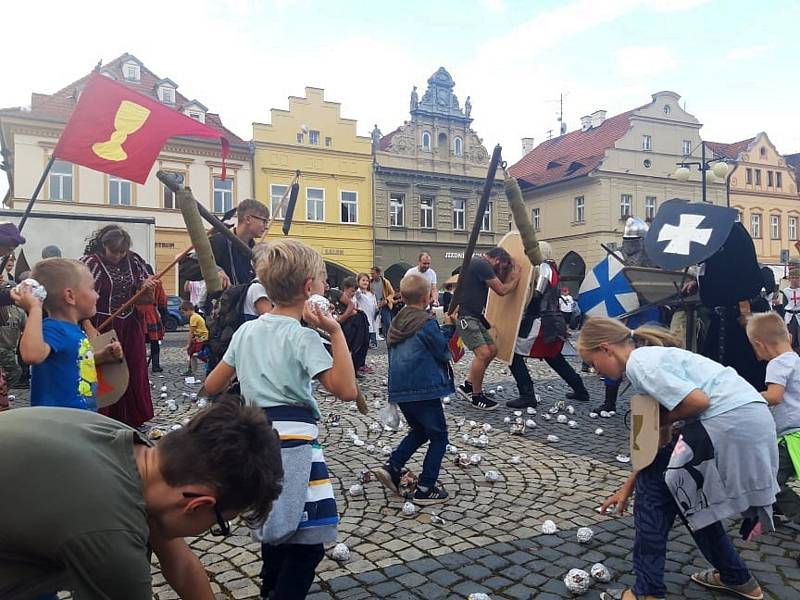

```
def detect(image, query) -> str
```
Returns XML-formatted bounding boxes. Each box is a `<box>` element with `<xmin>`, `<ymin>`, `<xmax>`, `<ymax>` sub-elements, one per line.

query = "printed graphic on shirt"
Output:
<box><xmin>78</xmin><ymin>337</ymin><xmax>98</xmax><ymax>401</ymax></box>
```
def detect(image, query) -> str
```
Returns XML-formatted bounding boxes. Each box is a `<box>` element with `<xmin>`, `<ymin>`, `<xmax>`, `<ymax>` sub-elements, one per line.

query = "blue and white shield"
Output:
<box><xmin>578</xmin><ymin>255</ymin><xmax>640</xmax><ymax>318</ymax></box>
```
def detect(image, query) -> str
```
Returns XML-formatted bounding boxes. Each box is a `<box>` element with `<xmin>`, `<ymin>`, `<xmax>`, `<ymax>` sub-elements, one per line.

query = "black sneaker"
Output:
<box><xmin>470</xmin><ymin>393</ymin><xmax>498</xmax><ymax>410</ymax></box>
<box><xmin>374</xmin><ymin>464</ymin><xmax>401</xmax><ymax>496</ymax></box>
<box><xmin>506</xmin><ymin>395</ymin><xmax>537</xmax><ymax>409</ymax></box>
<box><xmin>152</xmin><ymin>366</ymin><xmax>163</xmax><ymax>373</ymax></box>
<box><xmin>413</xmin><ymin>485</ymin><xmax>449</xmax><ymax>505</ymax></box>
<box><xmin>566</xmin><ymin>391</ymin><xmax>590</xmax><ymax>402</ymax></box>
<box><xmin>456</xmin><ymin>381</ymin><xmax>473</xmax><ymax>401</ymax></box>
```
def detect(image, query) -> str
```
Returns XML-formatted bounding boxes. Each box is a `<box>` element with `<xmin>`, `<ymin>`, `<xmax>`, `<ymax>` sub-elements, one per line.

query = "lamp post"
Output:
<box><xmin>673</xmin><ymin>141</ymin><xmax>729</xmax><ymax>203</ymax></box>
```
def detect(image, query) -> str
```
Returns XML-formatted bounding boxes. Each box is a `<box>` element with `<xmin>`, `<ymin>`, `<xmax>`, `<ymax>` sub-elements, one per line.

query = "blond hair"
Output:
<box><xmin>576</xmin><ymin>316</ymin><xmax>682</xmax><ymax>353</ymax></box>
<box><xmin>400</xmin><ymin>273</ymin><xmax>430</xmax><ymax>305</ymax></box>
<box><xmin>256</xmin><ymin>239</ymin><xmax>324</xmax><ymax>307</ymax></box>
<box><xmin>32</xmin><ymin>258</ymin><xmax>90</xmax><ymax>313</ymax></box>
<box><xmin>746</xmin><ymin>311</ymin><xmax>790</xmax><ymax>346</ymax></box>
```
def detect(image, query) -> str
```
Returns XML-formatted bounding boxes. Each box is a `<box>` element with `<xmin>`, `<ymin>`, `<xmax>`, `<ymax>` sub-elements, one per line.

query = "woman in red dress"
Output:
<box><xmin>81</xmin><ymin>226</ymin><xmax>154</xmax><ymax>428</ymax></box>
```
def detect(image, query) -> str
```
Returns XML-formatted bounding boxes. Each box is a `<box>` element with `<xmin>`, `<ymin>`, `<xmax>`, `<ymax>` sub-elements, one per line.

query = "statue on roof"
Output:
<box><xmin>465</xmin><ymin>96</ymin><xmax>472</xmax><ymax>118</ymax></box>
<box><xmin>410</xmin><ymin>86</ymin><xmax>419</xmax><ymax>112</ymax></box>
<box><xmin>370</xmin><ymin>124</ymin><xmax>382</xmax><ymax>151</ymax></box>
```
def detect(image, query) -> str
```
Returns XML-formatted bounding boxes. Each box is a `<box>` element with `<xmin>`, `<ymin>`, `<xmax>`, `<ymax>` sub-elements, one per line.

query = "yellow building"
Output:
<box><xmin>253</xmin><ymin>87</ymin><xmax>373</xmax><ymax>283</ymax></box>
<box><xmin>708</xmin><ymin>132</ymin><xmax>800</xmax><ymax>277</ymax></box>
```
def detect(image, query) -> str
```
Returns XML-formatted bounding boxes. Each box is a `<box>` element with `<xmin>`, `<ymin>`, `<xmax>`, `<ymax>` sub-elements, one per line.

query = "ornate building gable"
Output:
<box><xmin>411</xmin><ymin>67</ymin><xmax>471</xmax><ymax>124</ymax></box>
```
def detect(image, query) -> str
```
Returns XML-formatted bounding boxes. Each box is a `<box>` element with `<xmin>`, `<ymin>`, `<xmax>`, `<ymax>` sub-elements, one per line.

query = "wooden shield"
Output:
<box><xmin>630</xmin><ymin>394</ymin><xmax>661</xmax><ymax>470</ymax></box>
<box><xmin>484</xmin><ymin>231</ymin><xmax>535</xmax><ymax>364</ymax></box>
<box><xmin>92</xmin><ymin>330</ymin><xmax>129</xmax><ymax>409</ymax></box>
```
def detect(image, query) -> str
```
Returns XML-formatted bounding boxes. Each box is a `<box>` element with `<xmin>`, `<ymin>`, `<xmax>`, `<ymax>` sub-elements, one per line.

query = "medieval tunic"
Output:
<box><xmin>783</xmin><ymin>285</ymin><xmax>800</xmax><ymax>350</ymax></box>
<box><xmin>81</xmin><ymin>252</ymin><xmax>153</xmax><ymax>428</ymax></box>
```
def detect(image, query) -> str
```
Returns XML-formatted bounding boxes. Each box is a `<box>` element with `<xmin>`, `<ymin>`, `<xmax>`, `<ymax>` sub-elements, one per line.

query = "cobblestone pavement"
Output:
<box><xmin>15</xmin><ymin>331</ymin><xmax>799</xmax><ymax>599</ymax></box>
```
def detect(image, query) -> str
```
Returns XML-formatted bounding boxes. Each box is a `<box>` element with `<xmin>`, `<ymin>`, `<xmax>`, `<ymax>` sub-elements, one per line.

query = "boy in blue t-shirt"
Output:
<box><xmin>16</xmin><ymin>258</ymin><xmax>122</xmax><ymax>411</ymax></box>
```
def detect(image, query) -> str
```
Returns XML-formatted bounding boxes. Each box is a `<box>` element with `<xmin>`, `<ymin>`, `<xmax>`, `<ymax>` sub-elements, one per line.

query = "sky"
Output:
<box><xmin>2</xmin><ymin>0</ymin><xmax>799</xmax><ymax>199</ymax></box>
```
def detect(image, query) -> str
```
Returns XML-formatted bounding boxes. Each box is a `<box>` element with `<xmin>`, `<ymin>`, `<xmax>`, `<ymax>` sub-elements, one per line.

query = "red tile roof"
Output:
<box><xmin>378</xmin><ymin>127</ymin><xmax>400</xmax><ymax>151</ymax></box>
<box><xmin>705</xmin><ymin>138</ymin><xmax>755</xmax><ymax>161</ymax></box>
<box><xmin>508</xmin><ymin>110</ymin><xmax>634</xmax><ymax>188</ymax></box>
<box><xmin>1</xmin><ymin>52</ymin><xmax>248</xmax><ymax>149</ymax></box>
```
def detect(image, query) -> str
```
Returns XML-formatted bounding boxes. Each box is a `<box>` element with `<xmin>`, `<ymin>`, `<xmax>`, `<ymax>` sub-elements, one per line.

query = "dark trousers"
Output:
<box><xmin>341</xmin><ymin>311</ymin><xmax>370</xmax><ymax>370</ymax></box>
<box><xmin>633</xmin><ymin>444</ymin><xmax>751</xmax><ymax>597</ymax></box>
<box><xmin>390</xmin><ymin>399</ymin><xmax>448</xmax><ymax>489</ymax></box>
<box><xmin>777</xmin><ymin>440</ymin><xmax>800</xmax><ymax>519</ymax></box>
<box><xmin>260</xmin><ymin>542</ymin><xmax>325</xmax><ymax>600</ymax></box>
<box><xmin>510</xmin><ymin>352</ymin><xmax>587</xmax><ymax>397</ymax></box>
<box><xmin>380</xmin><ymin>305</ymin><xmax>393</xmax><ymax>337</ymax></box>
<box><xmin>149</xmin><ymin>340</ymin><xmax>160</xmax><ymax>370</ymax></box>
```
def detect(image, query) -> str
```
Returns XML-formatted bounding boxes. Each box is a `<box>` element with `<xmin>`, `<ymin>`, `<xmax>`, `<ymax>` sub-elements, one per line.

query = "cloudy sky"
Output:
<box><xmin>2</xmin><ymin>0</ymin><xmax>799</xmax><ymax>198</ymax></box>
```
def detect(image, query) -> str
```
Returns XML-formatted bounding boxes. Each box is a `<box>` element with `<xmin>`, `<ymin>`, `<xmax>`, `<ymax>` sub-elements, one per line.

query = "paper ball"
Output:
<box><xmin>525</xmin><ymin>419</ymin><xmax>537</xmax><ymax>428</ymax></box>
<box><xmin>160</xmin><ymin>393</ymin><xmax>168</xmax><ymax>399</ymax></box>
<box><xmin>549</xmin><ymin>406</ymin><xmax>559</xmax><ymax>414</ymax></box>
<box><xmin>546</xmin><ymin>434</ymin><xmax>559</xmax><ymax>443</ymax></box>
<box><xmin>568</xmin><ymin>420</ymin><xmax>578</xmax><ymax>429</ymax></box>
<box><xmin>594</xmin><ymin>428</ymin><xmax>604</xmax><ymax>435</ymax></box>
<box><xmin>526</xmin><ymin>406</ymin><xmax>536</xmax><ymax>415</ymax></box>
<box><xmin>331</xmin><ymin>543</ymin><xmax>350</xmax><ymax>561</ymax></box>
<box><xmin>349</xmin><ymin>483</ymin><xmax>364</xmax><ymax>496</ymax></box>
<box><xmin>541</xmin><ymin>519</ymin><xmax>557</xmax><ymax>534</ymax></box>
<box><xmin>503</xmin><ymin>416</ymin><xmax>512</xmax><ymax>424</ymax></box>
<box><xmin>616</xmin><ymin>454</ymin><xmax>631</xmax><ymax>463</ymax></box>
<box><xmin>467</xmin><ymin>594</ymin><xmax>491</xmax><ymax>600</ymax></box>
<box><xmin>382</xmin><ymin>445</ymin><xmax>392</xmax><ymax>455</ymax></box>
<box><xmin>509</xmin><ymin>456</ymin><xmax>521</xmax><ymax>464</ymax></box>
<box><xmin>353</xmin><ymin>438</ymin><xmax>365</xmax><ymax>447</ymax></box>
<box><xmin>308</xmin><ymin>294</ymin><xmax>331</xmax><ymax>313</ymax></box>
<box><xmin>16</xmin><ymin>278</ymin><xmax>47</xmax><ymax>302</ymax></box>
<box><xmin>442</xmin><ymin>396</ymin><xmax>451</xmax><ymax>404</ymax></box>
<box><xmin>169</xmin><ymin>424</ymin><xmax>181</xmax><ymax>432</ymax></box>
<box><xmin>590</xmin><ymin>563</ymin><xmax>612</xmax><ymax>582</ymax></box>
<box><xmin>600</xmin><ymin>410</ymin><xmax>610</xmax><ymax>418</ymax></box>
<box><xmin>482</xmin><ymin>423</ymin><xmax>492</xmax><ymax>433</ymax></box>
<box><xmin>543</xmin><ymin>414</ymin><xmax>552</xmax><ymax>421</ymax></box>
<box><xmin>564</xmin><ymin>568</ymin><xmax>591</xmax><ymax>595</ymax></box>
<box><xmin>366</xmin><ymin>444</ymin><xmax>376</xmax><ymax>454</ymax></box>
<box><xmin>513</xmin><ymin>411</ymin><xmax>523</xmax><ymax>417</ymax></box>
<box><xmin>430</xmin><ymin>512</ymin><xmax>446</xmax><ymax>525</ymax></box>
<box><xmin>496</xmin><ymin>385</ymin><xmax>504</xmax><ymax>391</ymax></box>
<box><xmin>469</xmin><ymin>420</ymin><xmax>477</xmax><ymax>428</ymax></box>
<box><xmin>484</xmin><ymin>470</ymin><xmax>500</xmax><ymax>482</ymax></box>
<box><xmin>556</xmin><ymin>414</ymin><xmax>568</xmax><ymax>424</ymax></box>
<box><xmin>589</xmin><ymin>412</ymin><xmax>598</xmax><ymax>419</ymax></box>
<box><xmin>566</xmin><ymin>405</ymin><xmax>575</xmax><ymax>414</ymax></box>
<box><xmin>160</xmin><ymin>385</ymin><xmax>167</xmax><ymax>392</ymax></box>
<box><xmin>487</xmin><ymin>389</ymin><xmax>496</xmax><ymax>396</ymax></box>
<box><xmin>469</xmin><ymin>453</ymin><xmax>482</xmax><ymax>465</ymax></box>
<box><xmin>196</xmin><ymin>399</ymin><xmax>208</xmax><ymax>409</ymax></box>
<box><xmin>576</xmin><ymin>527</ymin><xmax>594</xmax><ymax>543</ymax></box>
<box><xmin>402</xmin><ymin>501</ymin><xmax>417</xmax><ymax>516</ymax></box>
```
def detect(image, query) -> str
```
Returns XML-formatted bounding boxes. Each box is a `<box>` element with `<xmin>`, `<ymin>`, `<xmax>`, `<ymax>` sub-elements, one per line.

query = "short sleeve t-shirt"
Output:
<box><xmin>243</xmin><ymin>282</ymin><xmax>270</xmax><ymax>317</ymax></box>
<box><xmin>189</xmin><ymin>313</ymin><xmax>208</xmax><ymax>341</ymax></box>
<box><xmin>626</xmin><ymin>346</ymin><xmax>766</xmax><ymax>420</ymax></box>
<box><xmin>30</xmin><ymin>318</ymin><xmax>97</xmax><ymax>411</ymax></box>
<box><xmin>222</xmin><ymin>313</ymin><xmax>333</xmax><ymax>419</ymax></box>
<box><xmin>765</xmin><ymin>351</ymin><xmax>800</xmax><ymax>436</ymax></box>
<box><xmin>0</xmin><ymin>408</ymin><xmax>152</xmax><ymax>599</ymax></box>
<box><xmin>405</xmin><ymin>266</ymin><xmax>437</xmax><ymax>289</ymax></box>
<box><xmin>458</xmin><ymin>257</ymin><xmax>497</xmax><ymax>317</ymax></box>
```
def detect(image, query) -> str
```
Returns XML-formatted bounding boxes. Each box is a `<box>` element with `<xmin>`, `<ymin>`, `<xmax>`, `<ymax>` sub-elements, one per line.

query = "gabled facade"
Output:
<box><xmin>252</xmin><ymin>87</ymin><xmax>373</xmax><ymax>284</ymax></box>
<box><xmin>508</xmin><ymin>91</ymin><xmax>727</xmax><ymax>267</ymax></box>
<box><xmin>0</xmin><ymin>52</ymin><xmax>252</xmax><ymax>293</ymax></box>
<box><xmin>373</xmin><ymin>68</ymin><xmax>506</xmax><ymax>286</ymax></box>
<box><xmin>708</xmin><ymin>133</ymin><xmax>800</xmax><ymax>271</ymax></box>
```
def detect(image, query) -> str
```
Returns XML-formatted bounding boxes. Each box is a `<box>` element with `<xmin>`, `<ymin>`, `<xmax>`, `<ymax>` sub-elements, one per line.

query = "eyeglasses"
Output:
<box><xmin>249</xmin><ymin>215</ymin><xmax>269</xmax><ymax>225</ymax></box>
<box><xmin>182</xmin><ymin>492</ymin><xmax>231</xmax><ymax>537</ymax></box>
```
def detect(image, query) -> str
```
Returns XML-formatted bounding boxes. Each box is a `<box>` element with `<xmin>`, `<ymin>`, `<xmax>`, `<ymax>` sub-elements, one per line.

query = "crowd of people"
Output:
<box><xmin>0</xmin><ymin>189</ymin><xmax>798</xmax><ymax>600</ymax></box>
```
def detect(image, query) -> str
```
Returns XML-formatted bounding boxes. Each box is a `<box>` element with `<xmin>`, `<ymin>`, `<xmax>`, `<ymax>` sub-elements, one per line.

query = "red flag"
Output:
<box><xmin>449</xmin><ymin>333</ymin><xmax>465</xmax><ymax>363</ymax></box>
<box><xmin>53</xmin><ymin>72</ymin><xmax>229</xmax><ymax>184</ymax></box>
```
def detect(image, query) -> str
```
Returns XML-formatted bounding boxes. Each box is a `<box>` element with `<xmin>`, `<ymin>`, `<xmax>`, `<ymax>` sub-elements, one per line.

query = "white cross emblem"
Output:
<box><xmin>657</xmin><ymin>214</ymin><xmax>713</xmax><ymax>255</ymax></box>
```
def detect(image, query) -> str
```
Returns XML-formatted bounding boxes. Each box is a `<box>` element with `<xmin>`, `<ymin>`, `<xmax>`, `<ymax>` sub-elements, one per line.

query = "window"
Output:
<box><xmin>270</xmin><ymin>184</ymin><xmax>288</xmax><ymax>220</ymax></box>
<box><xmin>420</xmin><ymin>196</ymin><xmax>434</xmax><ymax>229</ymax></box>
<box><xmin>306</xmin><ymin>188</ymin><xmax>324</xmax><ymax>222</ymax></box>
<box><xmin>532</xmin><ymin>208</ymin><xmax>541</xmax><ymax>231</ymax></box>
<box><xmin>574</xmin><ymin>196</ymin><xmax>585</xmax><ymax>223</ymax></box>
<box><xmin>422</xmin><ymin>131</ymin><xmax>431</xmax><ymax>151</ymax></box>
<box><xmin>454</xmin><ymin>137</ymin><xmax>463</xmax><ymax>157</ymax></box>
<box><xmin>48</xmin><ymin>159</ymin><xmax>73</xmax><ymax>201</ymax></box>
<box><xmin>682</xmin><ymin>140</ymin><xmax>692</xmax><ymax>156</ymax></box>
<box><xmin>620</xmin><ymin>194</ymin><xmax>632</xmax><ymax>218</ymax></box>
<box><xmin>123</xmin><ymin>62</ymin><xmax>140</xmax><ymax>81</ymax></box>
<box><xmin>768</xmin><ymin>171</ymin><xmax>774</xmax><ymax>187</ymax></box>
<box><xmin>187</xmin><ymin>111</ymin><xmax>205</xmax><ymax>123</ymax></box>
<box><xmin>751</xmin><ymin>213</ymin><xmax>762</xmax><ymax>238</ymax></box>
<box><xmin>296</xmin><ymin>133</ymin><xmax>304</xmax><ymax>144</ymax></box>
<box><xmin>642</xmin><ymin>135</ymin><xmax>652</xmax><ymax>151</ymax></box>
<box><xmin>777</xmin><ymin>172</ymin><xmax>783</xmax><ymax>188</ymax></box>
<box><xmin>389</xmin><ymin>193</ymin><xmax>405</xmax><ymax>227</ymax></box>
<box><xmin>213</xmin><ymin>177</ymin><xmax>233</xmax><ymax>214</ymax></box>
<box><xmin>790</xmin><ymin>217</ymin><xmax>797</xmax><ymax>241</ymax></box>
<box><xmin>325</xmin><ymin>137</ymin><xmax>332</xmax><ymax>148</ymax></box>
<box><xmin>340</xmin><ymin>191</ymin><xmax>357</xmax><ymax>223</ymax></box>
<box><xmin>309</xmin><ymin>130</ymin><xmax>320</xmax><ymax>146</ymax></box>
<box><xmin>481</xmin><ymin>201</ymin><xmax>493</xmax><ymax>232</ymax></box>
<box><xmin>453</xmin><ymin>198</ymin><xmax>465</xmax><ymax>231</ymax></box>
<box><xmin>755</xmin><ymin>169</ymin><xmax>762</xmax><ymax>186</ymax></box>
<box><xmin>760</xmin><ymin>147</ymin><xmax>767</xmax><ymax>158</ymax></box>
<box><xmin>159</xmin><ymin>86</ymin><xmax>175</xmax><ymax>104</ymax></box>
<box><xmin>109</xmin><ymin>176</ymin><xmax>132</xmax><ymax>206</ymax></box>
<box><xmin>645</xmin><ymin>196</ymin><xmax>657</xmax><ymax>220</ymax></box>
<box><xmin>746</xmin><ymin>168</ymin><xmax>753</xmax><ymax>184</ymax></box>
<box><xmin>771</xmin><ymin>215</ymin><xmax>781</xmax><ymax>240</ymax></box>
<box><xmin>162</xmin><ymin>172</ymin><xmax>184</xmax><ymax>209</ymax></box>
<box><xmin>663</xmin><ymin>104</ymin><xmax>671</xmax><ymax>115</ymax></box>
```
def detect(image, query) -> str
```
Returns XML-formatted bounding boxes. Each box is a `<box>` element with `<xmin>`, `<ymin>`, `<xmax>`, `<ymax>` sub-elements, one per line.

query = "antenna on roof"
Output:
<box><xmin>556</xmin><ymin>93</ymin><xmax>567</xmax><ymax>135</ymax></box>
<box><xmin>546</xmin><ymin>129</ymin><xmax>553</xmax><ymax>140</ymax></box>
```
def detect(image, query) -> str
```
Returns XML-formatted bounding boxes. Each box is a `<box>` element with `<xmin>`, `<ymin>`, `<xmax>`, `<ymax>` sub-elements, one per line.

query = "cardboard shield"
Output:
<box><xmin>484</xmin><ymin>231</ymin><xmax>535</xmax><ymax>364</ymax></box>
<box><xmin>578</xmin><ymin>254</ymin><xmax>640</xmax><ymax>318</ymax></box>
<box><xmin>558</xmin><ymin>251</ymin><xmax>586</xmax><ymax>297</ymax></box>
<box><xmin>645</xmin><ymin>198</ymin><xmax>737</xmax><ymax>271</ymax></box>
<box><xmin>630</xmin><ymin>394</ymin><xmax>660</xmax><ymax>470</ymax></box>
<box><xmin>92</xmin><ymin>330</ymin><xmax>129</xmax><ymax>408</ymax></box>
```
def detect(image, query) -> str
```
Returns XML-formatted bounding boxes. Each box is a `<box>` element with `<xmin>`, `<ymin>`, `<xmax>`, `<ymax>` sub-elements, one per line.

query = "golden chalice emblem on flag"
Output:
<box><xmin>92</xmin><ymin>101</ymin><xmax>151</xmax><ymax>162</ymax></box>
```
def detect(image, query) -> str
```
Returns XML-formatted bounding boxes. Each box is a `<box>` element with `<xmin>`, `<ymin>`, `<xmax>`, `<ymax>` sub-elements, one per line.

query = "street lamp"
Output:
<box><xmin>673</xmin><ymin>141</ymin><xmax>729</xmax><ymax>203</ymax></box>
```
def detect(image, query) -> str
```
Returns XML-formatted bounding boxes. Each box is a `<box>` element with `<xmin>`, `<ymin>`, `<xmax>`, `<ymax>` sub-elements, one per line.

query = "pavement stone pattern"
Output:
<box><xmin>12</xmin><ymin>331</ymin><xmax>797</xmax><ymax>599</ymax></box>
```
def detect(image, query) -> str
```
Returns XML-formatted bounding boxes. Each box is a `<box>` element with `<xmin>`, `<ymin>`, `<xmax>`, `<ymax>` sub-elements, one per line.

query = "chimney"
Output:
<box><xmin>591</xmin><ymin>110</ymin><xmax>607</xmax><ymax>128</ymax></box>
<box><xmin>521</xmin><ymin>137</ymin><xmax>534</xmax><ymax>154</ymax></box>
<box><xmin>580</xmin><ymin>115</ymin><xmax>592</xmax><ymax>132</ymax></box>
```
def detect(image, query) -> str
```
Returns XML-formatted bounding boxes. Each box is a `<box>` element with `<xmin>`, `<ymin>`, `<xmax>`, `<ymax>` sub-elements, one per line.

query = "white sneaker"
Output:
<box><xmin>376</xmin><ymin>334</ymin><xmax>384</xmax><ymax>341</ymax></box>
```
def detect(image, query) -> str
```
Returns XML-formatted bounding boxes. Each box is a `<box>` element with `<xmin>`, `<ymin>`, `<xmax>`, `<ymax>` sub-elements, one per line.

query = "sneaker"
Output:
<box><xmin>566</xmin><ymin>391</ymin><xmax>590</xmax><ymax>402</ymax></box>
<box><xmin>152</xmin><ymin>366</ymin><xmax>163</xmax><ymax>373</ymax></box>
<box><xmin>376</xmin><ymin>334</ymin><xmax>384</xmax><ymax>341</ymax></box>
<box><xmin>413</xmin><ymin>485</ymin><xmax>449</xmax><ymax>505</ymax></box>
<box><xmin>506</xmin><ymin>395</ymin><xmax>538</xmax><ymax>409</ymax></box>
<box><xmin>374</xmin><ymin>464</ymin><xmax>401</xmax><ymax>495</ymax></box>
<box><xmin>457</xmin><ymin>381</ymin><xmax>473</xmax><ymax>401</ymax></box>
<box><xmin>593</xmin><ymin>402</ymin><xmax>616</xmax><ymax>414</ymax></box>
<box><xmin>470</xmin><ymin>393</ymin><xmax>498</xmax><ymax>410</ymax></box>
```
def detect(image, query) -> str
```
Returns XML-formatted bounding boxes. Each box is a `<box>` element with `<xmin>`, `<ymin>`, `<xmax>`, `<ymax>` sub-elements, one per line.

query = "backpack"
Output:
<box><xmin>205</xmin><ymin>279</ymin><xmax>255</xmax><ymax>365</ymax></box>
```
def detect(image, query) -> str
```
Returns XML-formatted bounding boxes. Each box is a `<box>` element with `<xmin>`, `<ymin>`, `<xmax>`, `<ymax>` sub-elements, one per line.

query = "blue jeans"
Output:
<box><xmin>390</xmin><ymin>399</ymin><xmax>448</xmax><ymax>488</ymax></box>
<box><xmin>380</xmin><ymin>306</ymin><xmax>393</xmax><ymax>337</ymax></box>
<box><xmin>633</xmin><ymin>443</ymin><xmax>751</xmax><ymax>597</ymax></box>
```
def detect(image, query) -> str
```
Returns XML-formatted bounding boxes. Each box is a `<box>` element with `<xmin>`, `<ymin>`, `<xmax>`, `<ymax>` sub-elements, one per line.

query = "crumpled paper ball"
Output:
<box><xmin>482</xmin><ymin>423</ymin><xmax>492</xmax><ymax>433</ymax></box>
<box><xmin>590</xmin><ymin>563</ymin><xmax>612</xmax><ymax>582</ymax></box>
<box><xmin>160</xmin><ymin>385</ymin><xmax>168</xmax><ymax>392</ymax></box>
<box><xmin>470</xmin><ymin>453</ymin><xmax>482</xmax><ymax>465</ymax></box>
<box><xmin>503</xmin><ymin>416</ymin><xmax>512</xmax><ymax>424</ymax></box>
<box><xmin>170</xmin><ymin>424</ymin><xmax>181</xmax><ymax>431</ymax></box>
<box><xmin>402</xmin><ymin>501</ymin><xmax>417</xmax><ymax>516</ymax></box>
<box><xmin>484</xmin><ymin>470</ymin><xmax>500</xmax><ymax>482</ymax></box>
<box><xmin>513</xmin><ymin>411</ymin><xmax>523</xmax><ymax>417</ymax></box>
<box><xmin>486</xmin><ymin>389</ymin><xmax>496</xmax><ymax>397</ymax></box>
<box><xmin>589</xmin><ymin>412</ymin><xmax>598</xmax><ymax>419</ymax></box>
<box><xmin>331</xmin><ymin>543</ymin><xmax>350</xmax><ymax>561</ymax></box>
<box><xmin>15</xmin><ymin>278</ymin><xmax>47</xmax><ymax>302</ymax></box>
<box><xmin>382</xmin><ymin>445</ymin><xmax>392</xmax><ymax>455</ymax></box>
<box><xmin>196</xmin><ymin>399</ymin><xmax>208</xmax><ymax>409</ymax></box>
<box><xmin>566</xmin><ymin>405</ymin><xmax>575</xmax><ymax>414</ymax></box>
<box><xmin>509</xmin><ymin>455</ymin><xmax>521</xmax><ymax>464</ymax></box>
<box><xmin>525</xmin><ymin>419</ymin><xmax>537</xmax><ymax>428</ymax></box>
<box><xmin>564</xmin><ymin>568</ymin><xmax>592</xmax><ymax>595</ymax></box>
<box><xmin>369</xmin><ymin>421</ymin><xmax>382</xmax><ymax>433</ymax></box>
<box><xmin>526</xmin><ymin>406</ymin><xmax>536</xmax><ymax>415</ymax></box>
<box><xmin>442</xmin><ymin>396</ymin><xmax>451</xmax><ymax>404</ymax></box>
<box><xmin>308</xmin><ymin>293</ymin><xmax>331</xmax><ymax>313</ymax></box>
<box><xmin>549</xmin><ymin>406</ymin><xmax>560</xmax><ymax>414</ymax></box>
<box><xmin>353</xmin><ymin>438</ymin><xmax>365</xmax><ymax>447</ymax></box>
<box><xmin>469</xmin><ymin>420</ymin><xmax>478</xmax><ymax>428</ymax></box>
<box><xmin>568</xmin><ymin>420</ymin><xmax>578</xmax><ymax>429</ymax></box>
<box><xmin>594</xmin><ymin>428</ymin><xmax>604</xmax><ymax>435</ymax></box>
<box><xmin>446</xmin><ymin>444</ymin><xmax>458</xmax><ymax>454</ymax></box>
<box><xmin>366</xmin><ymin>444</ymin><xmax>376</xmax><ymax>454</ymax></box>
<box><xmin>430</xmin><ymin>512</ymin><xmax>446</xmax><ymax>525</ymax></box>
<box><xmin>349</xmin><ymin>483</ymin><xmax>364</xmax><ymax>496</ymax></box>
<box><xmin>600</xmin><ymin>410</ymin><xmax>610</xmax><ymax>418</ymax></box>
<box><xmin>541</xmin><ymin>519</ymin><xmax>558</xmax><ymax>534</ymax></box>
<box><xmin>556</xmin><ymin>414</ymin><xmax>568</xmax><ymax>424</ymax></box>
<box><xmin>543</xmin><ymin>414</ymin><xmax>552</xmax><ymax>421</ymax></box>
<box><xmin>546</xmin><ymin>434</ymin><xmax>559</xmax><ymax>443</ymax></box>
<box><xmin>462</xmin><ymin>432</ymin><xmax>471</xmax><ymax>442</ymax></box>
<box><xmin>496</xmin><ymin>385</ymin><xmax>504</xmax><ymax>391</ymax></box>
<box><xmin>160</xmin><ymin>393</ymin><xmax>168</xmax><ymax>399</ymax></box>
<box><xmin>168</xmin><ymin>402</ymin><xmax>178</xmax><ymax>412</ymax></box>
<box><xmin>576</xmin><ymin>526</ymin><xmax>594</xmax><ymax>543</ymax></box>
<box><xmin>467</xmin><ymin>594</ymin><xmax>491</xmax><ymax>600</ymax></box>
<box><xmin>616</xmin><ymin>454</ymin><xmax>631</xmax><ymax>463</ymax></box>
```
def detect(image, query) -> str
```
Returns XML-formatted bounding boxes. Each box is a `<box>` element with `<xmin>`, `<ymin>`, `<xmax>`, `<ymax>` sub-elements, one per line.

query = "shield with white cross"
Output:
<box><xmin>644</xmin><ymin>198</ymin><xmax>738</xmax><ymax>271</ymax></box>
<box><xmin>578</xmin><ymin>254</ymin><xmax>640</xmax><ymax>318</ymax></box>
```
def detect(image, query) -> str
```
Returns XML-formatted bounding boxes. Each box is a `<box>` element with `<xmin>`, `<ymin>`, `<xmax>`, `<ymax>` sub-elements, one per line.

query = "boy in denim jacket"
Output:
<box><xmin>375</xmin><ymin>274</ymin><xmax>456</xmax><ymax>504</ymax></box>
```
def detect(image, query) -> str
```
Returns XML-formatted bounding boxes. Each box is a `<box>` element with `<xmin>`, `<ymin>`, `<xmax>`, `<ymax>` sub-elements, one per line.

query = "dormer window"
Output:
<box><xmin>182</xmin><ymin>100</ymin><xmax>207</xmax><ymax>124</ymax></box>
<box><xmin>159</xmin><ymin>86</ymin><xmax>175</xmax><ymax>104</ymax></box>
<box><xmin>188</xmin><ymin>112</ymin><xmax>204</xmax><ymax>123</ymax></box>
<box><xmin>123</xmin><ymin>62</ymin><xmax>140</xmax><ymax>81</ymax></box>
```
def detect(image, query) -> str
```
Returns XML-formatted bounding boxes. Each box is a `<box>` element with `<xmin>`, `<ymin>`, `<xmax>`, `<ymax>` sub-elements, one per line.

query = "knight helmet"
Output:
<box><xmin>623</xmin><ymin>217</ymin><xmax>649</xmax><ymax>239</ymax></box>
